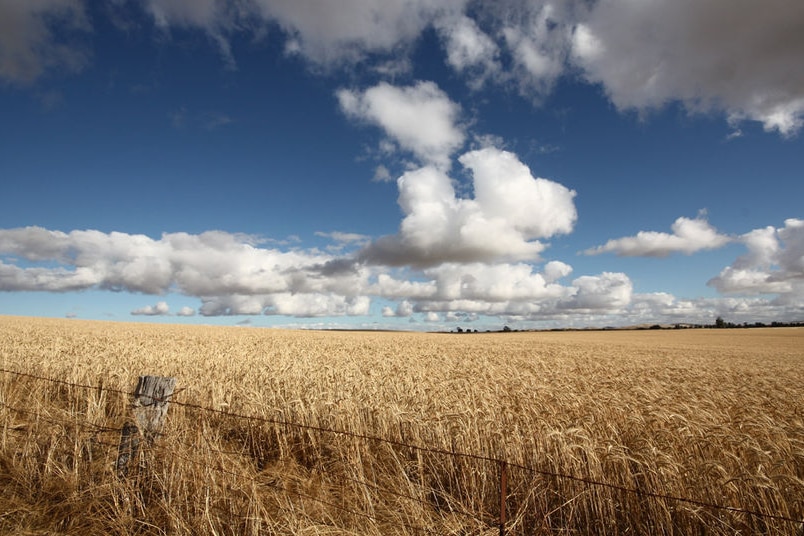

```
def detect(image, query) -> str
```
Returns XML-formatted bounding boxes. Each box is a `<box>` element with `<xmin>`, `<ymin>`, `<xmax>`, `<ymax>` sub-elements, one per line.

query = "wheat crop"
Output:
<box><xmin>1</xmin><ymin>315</ymin><xmax>802</xmax><ymax>535</ymax></box>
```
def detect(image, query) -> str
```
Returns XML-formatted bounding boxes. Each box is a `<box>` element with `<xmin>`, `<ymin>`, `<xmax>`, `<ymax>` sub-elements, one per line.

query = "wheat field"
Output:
<box><xmin>1</xmin><ymin>315</ymin><xmax>802</xmax><ymax>535</ymax></box>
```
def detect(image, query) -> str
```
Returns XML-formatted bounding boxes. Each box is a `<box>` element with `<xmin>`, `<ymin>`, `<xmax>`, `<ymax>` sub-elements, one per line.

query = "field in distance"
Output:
<box><xmin>1</xmin><ymin>315</ymin><xmax>802</xmax><ymax>535</ymax></box>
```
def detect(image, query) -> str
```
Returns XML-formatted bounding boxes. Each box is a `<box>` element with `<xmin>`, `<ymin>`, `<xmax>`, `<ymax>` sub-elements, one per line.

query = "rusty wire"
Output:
<box><xmin>1</xmin><ymin>365</ymin><xmax>802</xmax><ymax>529</ymax></box>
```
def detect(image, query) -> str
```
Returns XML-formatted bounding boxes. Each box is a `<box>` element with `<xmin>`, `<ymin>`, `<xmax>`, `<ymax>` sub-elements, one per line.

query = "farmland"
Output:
<box><xmin>1</xmin><ymin>315</ymin><xmax>802</xmax><ymax>535</ymax></box>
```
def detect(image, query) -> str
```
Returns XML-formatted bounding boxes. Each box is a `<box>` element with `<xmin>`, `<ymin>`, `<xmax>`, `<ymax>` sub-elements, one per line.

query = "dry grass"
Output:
<box><xmin>1</xmin><ymin>315</ymin><xmax>802</xmax><ymax>535</ymax></box>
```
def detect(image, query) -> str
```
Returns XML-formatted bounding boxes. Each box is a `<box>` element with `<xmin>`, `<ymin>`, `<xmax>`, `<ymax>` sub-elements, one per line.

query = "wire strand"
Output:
<box><xmin>1</xmin><ymin>365</ymin><xmax>801</xmax><ymax>527</ymax></box>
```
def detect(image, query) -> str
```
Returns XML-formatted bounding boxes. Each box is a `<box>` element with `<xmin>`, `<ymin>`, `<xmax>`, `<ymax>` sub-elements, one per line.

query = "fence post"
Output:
<box><xmin>499</xmin><ymin>460</ymin><xmax>508</xmax><ymax>536</ymax></box>
<box><xmin>116</xmin><ymin>375</ymin><xmax>176</xmax><ymax>478</ymax></box>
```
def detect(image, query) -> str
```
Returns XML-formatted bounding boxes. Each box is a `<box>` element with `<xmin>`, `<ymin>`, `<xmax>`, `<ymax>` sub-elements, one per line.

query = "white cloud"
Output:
<box><xmin>708</xmin><ymin>219</ymin><xmax>804</xmax><ymax>297</ymax></box>
<box><xmin>163</xmin><ymin>0</ymin><xmax>804</xmax><ymax>135</ymax></box>
<box><xmin>559</xmin><ymin>272</ymin><xmax>632</xmax><ymax>312</ymax></box>
<box><xmin>394</xmin><ymin>269</ymin><xmax>628</xmax><ymax>326</ymax></box>
<box><xmin>0</xmin><ymin>224</ymin><xmax>621</xmax><ymax>323</ymax></box>
<box><xmin>250</xmin><ymin>0</ymin><xmax>467</xmax><ymax>64</ymax></box>
<box><xmin>6</xmin><ymin>0</ymin><xmax>803</xmax><ymax>135</ymax></box>
<box><xmin>709</xmin><ymin>268</ymin><xmax>793</xmax><ymax>297</ymax></box>
<box><xmin>396</xmin><ymin>300</ymin><xmax>414</xmax><ymax>317</ymax></box>
<box><xmin>372</xmin><ymin>262</ymin><xmax>631</xmax><ymax>322</ymax></box>
<box><xmin>425</xmin><ymin>262</ymin><xmax>571</xmax><ymax>304</ymax></box>
<box><xmin>359</xmin><ymin>147</ymin><xmax>577</xmax><ymax>267</ymax></box>
<box><xmin>460</xmin><ymin>147</ymin><xmax>577</xmax><ymax>238</ymax></box>
<box><xmin>269</xmin><ymin>293</ymin><xmax>371</xmax><ymax>317</ymax></box>
<box><xmin>315</xmin><ymin>231</ymin><xmax>371</xmax><ymax>254</ymax></box>
<box><xmin>500</xmin><ymin>2</ymin><xmax>572</xmax><ymax>98</ymax></box>
<box><xmin>315</xmin><ymin>231</ymin><xmax>370</xmax><ymax>247</ymax></box>
<box><xmin>504</xmin><ymin>26</ymin><xmax>559</xmax><ymax>82</ymax></box>
<box><xmin>369</xmin><ymin>274</ymin><xmax>436</xmax><ymax>300</ymax></box>
<box><xmin>372</xmin><ymin>165</ymin><xmax>393</xmax><ymax>183</ymax></box>
<box><xmin>777</xmin><ymin>219</ymin><xmax>804</xmax><ymax>276</ymax></box>
<box><xmin>543</xmin><ymin>260</ymin><xmax>572</xmax><ymax>283</ymax></box>
<box><xmin>2</xmin><ymin>222</ymin><xmax>800</xmax><ymax>326</ymax></box>
<box><xmin>445</xmin><ymin>311</ymin><xmax>477</xmax><ymax>324</ymax></box>
<box><xmin>584</xmin><ymin>216</ymin><xmax>731</xmax><ymax>257</ymax></box>
<box><xmin>132</xmin><ymin>301</ymin><xmax>170</xmax><ymax>316</ymax></box>
<box><xmin>0</xmin><ymin>226</ymin><xmax>371</xmax><ymax>317</ymax></box>
<box><xmin>571</xmin><ymin>0</ymin><xmax>804</xmax><ymax>135</ymax></box>
<box><xmin>627</xmin><ymin>293</ymin><xmax>803</xmax><ymax>327</ymax></box>
<box><xmin>197</xmin><ymin>293</ymin><xmax>370</xmax><ymax>317</ymax></box>
<box><xmin>380</xmin><ymin>300</ymin><xmax>414</xmax><ymax>318</ymax></box>
<box><xmin>0</xmin><ymin>0</ymin><xmax>89</xmax><ymax>84</ymax></box>
<box><xmin>436</xmin><ymin>14</ymin><xmax>500</xmax><ymax>88</ymax></box>
<box><xmin>338</xmin><ymin>81</ymin><xmax>466</xmax><ymax>170</ymax></box>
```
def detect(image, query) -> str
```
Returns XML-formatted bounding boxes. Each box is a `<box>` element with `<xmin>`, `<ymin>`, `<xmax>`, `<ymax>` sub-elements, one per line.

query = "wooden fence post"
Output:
<box><xmin>116</xmin><ymin>375</ymin><xmax>176</xmax><ymax>478</ymax></box>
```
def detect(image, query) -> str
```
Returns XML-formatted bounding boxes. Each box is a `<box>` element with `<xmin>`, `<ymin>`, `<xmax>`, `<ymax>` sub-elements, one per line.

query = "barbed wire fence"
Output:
<box><xmin>1</xmin><ymin>366</ymin><xmax>802</xmax><ymax>535</ymax></box>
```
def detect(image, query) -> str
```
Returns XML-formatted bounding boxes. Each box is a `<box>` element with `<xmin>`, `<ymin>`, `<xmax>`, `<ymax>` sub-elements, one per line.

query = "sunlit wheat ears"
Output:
<box><xmin>0</xmin><ymin>316</ymin><xmax>802</xmax><ymax>535</ymax></box>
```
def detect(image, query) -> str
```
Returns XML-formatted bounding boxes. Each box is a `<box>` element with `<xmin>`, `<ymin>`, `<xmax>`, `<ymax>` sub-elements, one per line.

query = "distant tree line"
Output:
<box><xmin>449</xmin><ymin>319</ymin><xmax>802</xmax><ymax>334</ymax></box>
<box><xmin>452</xmin><ymin>325</ymin><xmax>515</xmax><ymax>334</ymax></box>
<box><xmin>711</xmin><ymin>317</ymin><xmax>803</xmax><ymax>329</ymax></box>
<box><xmin>641</xmin><ymin>318</ymin><xmax>803</xmax><ymax>330</ymax></box>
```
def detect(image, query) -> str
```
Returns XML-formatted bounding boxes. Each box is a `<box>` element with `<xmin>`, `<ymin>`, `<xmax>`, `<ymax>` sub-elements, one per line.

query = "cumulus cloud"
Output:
<box><xmin>0</xmin><ymin>0</ymin><xmax>89</xmax><ymax>84</ymax></box>
<box><xmin>199</xmin><ymin>293</ymin><xmax>371</xmax><ymax>317</ymax></box>
<box><xmin>3</xmin><ymin>221</ymin><xmax>798</xmax><ymax>326</ymax></box>
<box><xmin>374</xmin><ymin>262</ymin><xmax>632</xmax><ymax>321</ymax></box>
<box><xmin>384</xmin><ymin>268</ymin><xmax>627</xmax><ymax>325</ymax></box>
<box><xmin>626</xmin><ymin>293</ymin><xmax>803</xmax><ymax>327</ymax></box>
<box><xmin>132</xmin><ymin>301</ymin><xmax>170</xmax><ymax>316</ymax></box>
<box><xmin>558</xmin><ymin>272</ymin><xmax>632</xmax><ymax>312</ymax></box>
<box><xmin>0</xmin><ymin>225</ymin><xmax>641</xmax><ymax>324</ymax></box>
<box><xmin>543</xmin><ymin>260</ymin><xmax>573</xmax><ymax>283</ymax></box>
<box><xmin>395</xmin><ymin>299</ymin><xmax>414</xmax><ymax>317</ymax></box>
<box><xmin>0</xmin><ymin>226</ymin><xmax>371</xmax><ymax>317</ymax></box>
<box><xmin>708</xmin><ymin>219</ymin><xmax>804</xmax><ymax>297</ymax></box>
<box><xmin>6</xmin><ymin>0</ymin><xmax>803</xmax><ymax>134</ymax></box>
<box><xmin>424</xmin><ymin>262</ymin><xmax>571</xmax><ymax>304</ymax></box>
<box><xmin>424</xmin><ymin>312</ymin><xmax>441</xmax><ymax>323</ymax></box>
<box><xmin>337</xmin><ymin>81</ymin><xmax>466</xmax><ymax>169</ymax></box>
<box><xmin>260</xmin><ymin>0</ymin><xmax>804</xmax><ymax>133</ymax></box>
<box><xmin>368</xmin><ymin>274</ymin><xmax>436</xmax><ymax>300</ymax></box>
<box><xmin>106</xmin><ymin>0</ymin><xmax>454</xmax><ymax>65</ymax></box>
<box><xmin>154</xmin><ymin>0</ymin><xmax>804</xmax><ymax>135</ymax></box>
<box><xmin>123</xmin><ymin>0</ymin><xmax>465</xmax><ymax>70</ymax></box>
<box><xmin>381</xmin><ymin>300</ymin><xmax>413</xmax><ymax>318</ymax></box>
<box><xmin>571</xmin><ymin>0</ymin><xmax>804</xmax><ymax>135</ymax></box>
<box><xmin>584</xmin><ymin>216</ymin><xmax>731</xmax><ymax>257</ymax></box>
<box><xmin>359</xmin><ymin>147</ymin><xmax>577</xmax><ymax>267</ymax></box>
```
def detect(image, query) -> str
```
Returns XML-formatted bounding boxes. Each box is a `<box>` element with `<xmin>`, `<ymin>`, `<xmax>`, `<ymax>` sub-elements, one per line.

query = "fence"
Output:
<box><xmin>1</xmin><ymin>366</ymin><xmax>802</xmax><ymax>535</ymax></box>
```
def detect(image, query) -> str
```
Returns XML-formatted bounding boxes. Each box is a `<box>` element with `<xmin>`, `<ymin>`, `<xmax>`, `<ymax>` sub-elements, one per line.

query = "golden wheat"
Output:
<box><xmin>1</xmin><ymin>315</ymin><xmax>802</xmax><ymax>535</ymax></box>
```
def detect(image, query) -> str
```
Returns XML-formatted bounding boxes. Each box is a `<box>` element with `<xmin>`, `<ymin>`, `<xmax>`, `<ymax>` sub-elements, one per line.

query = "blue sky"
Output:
<box><xmin>1</xmin><ymin>0</ymin><xmax>802</xmax><ymax>330</ymax></box>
